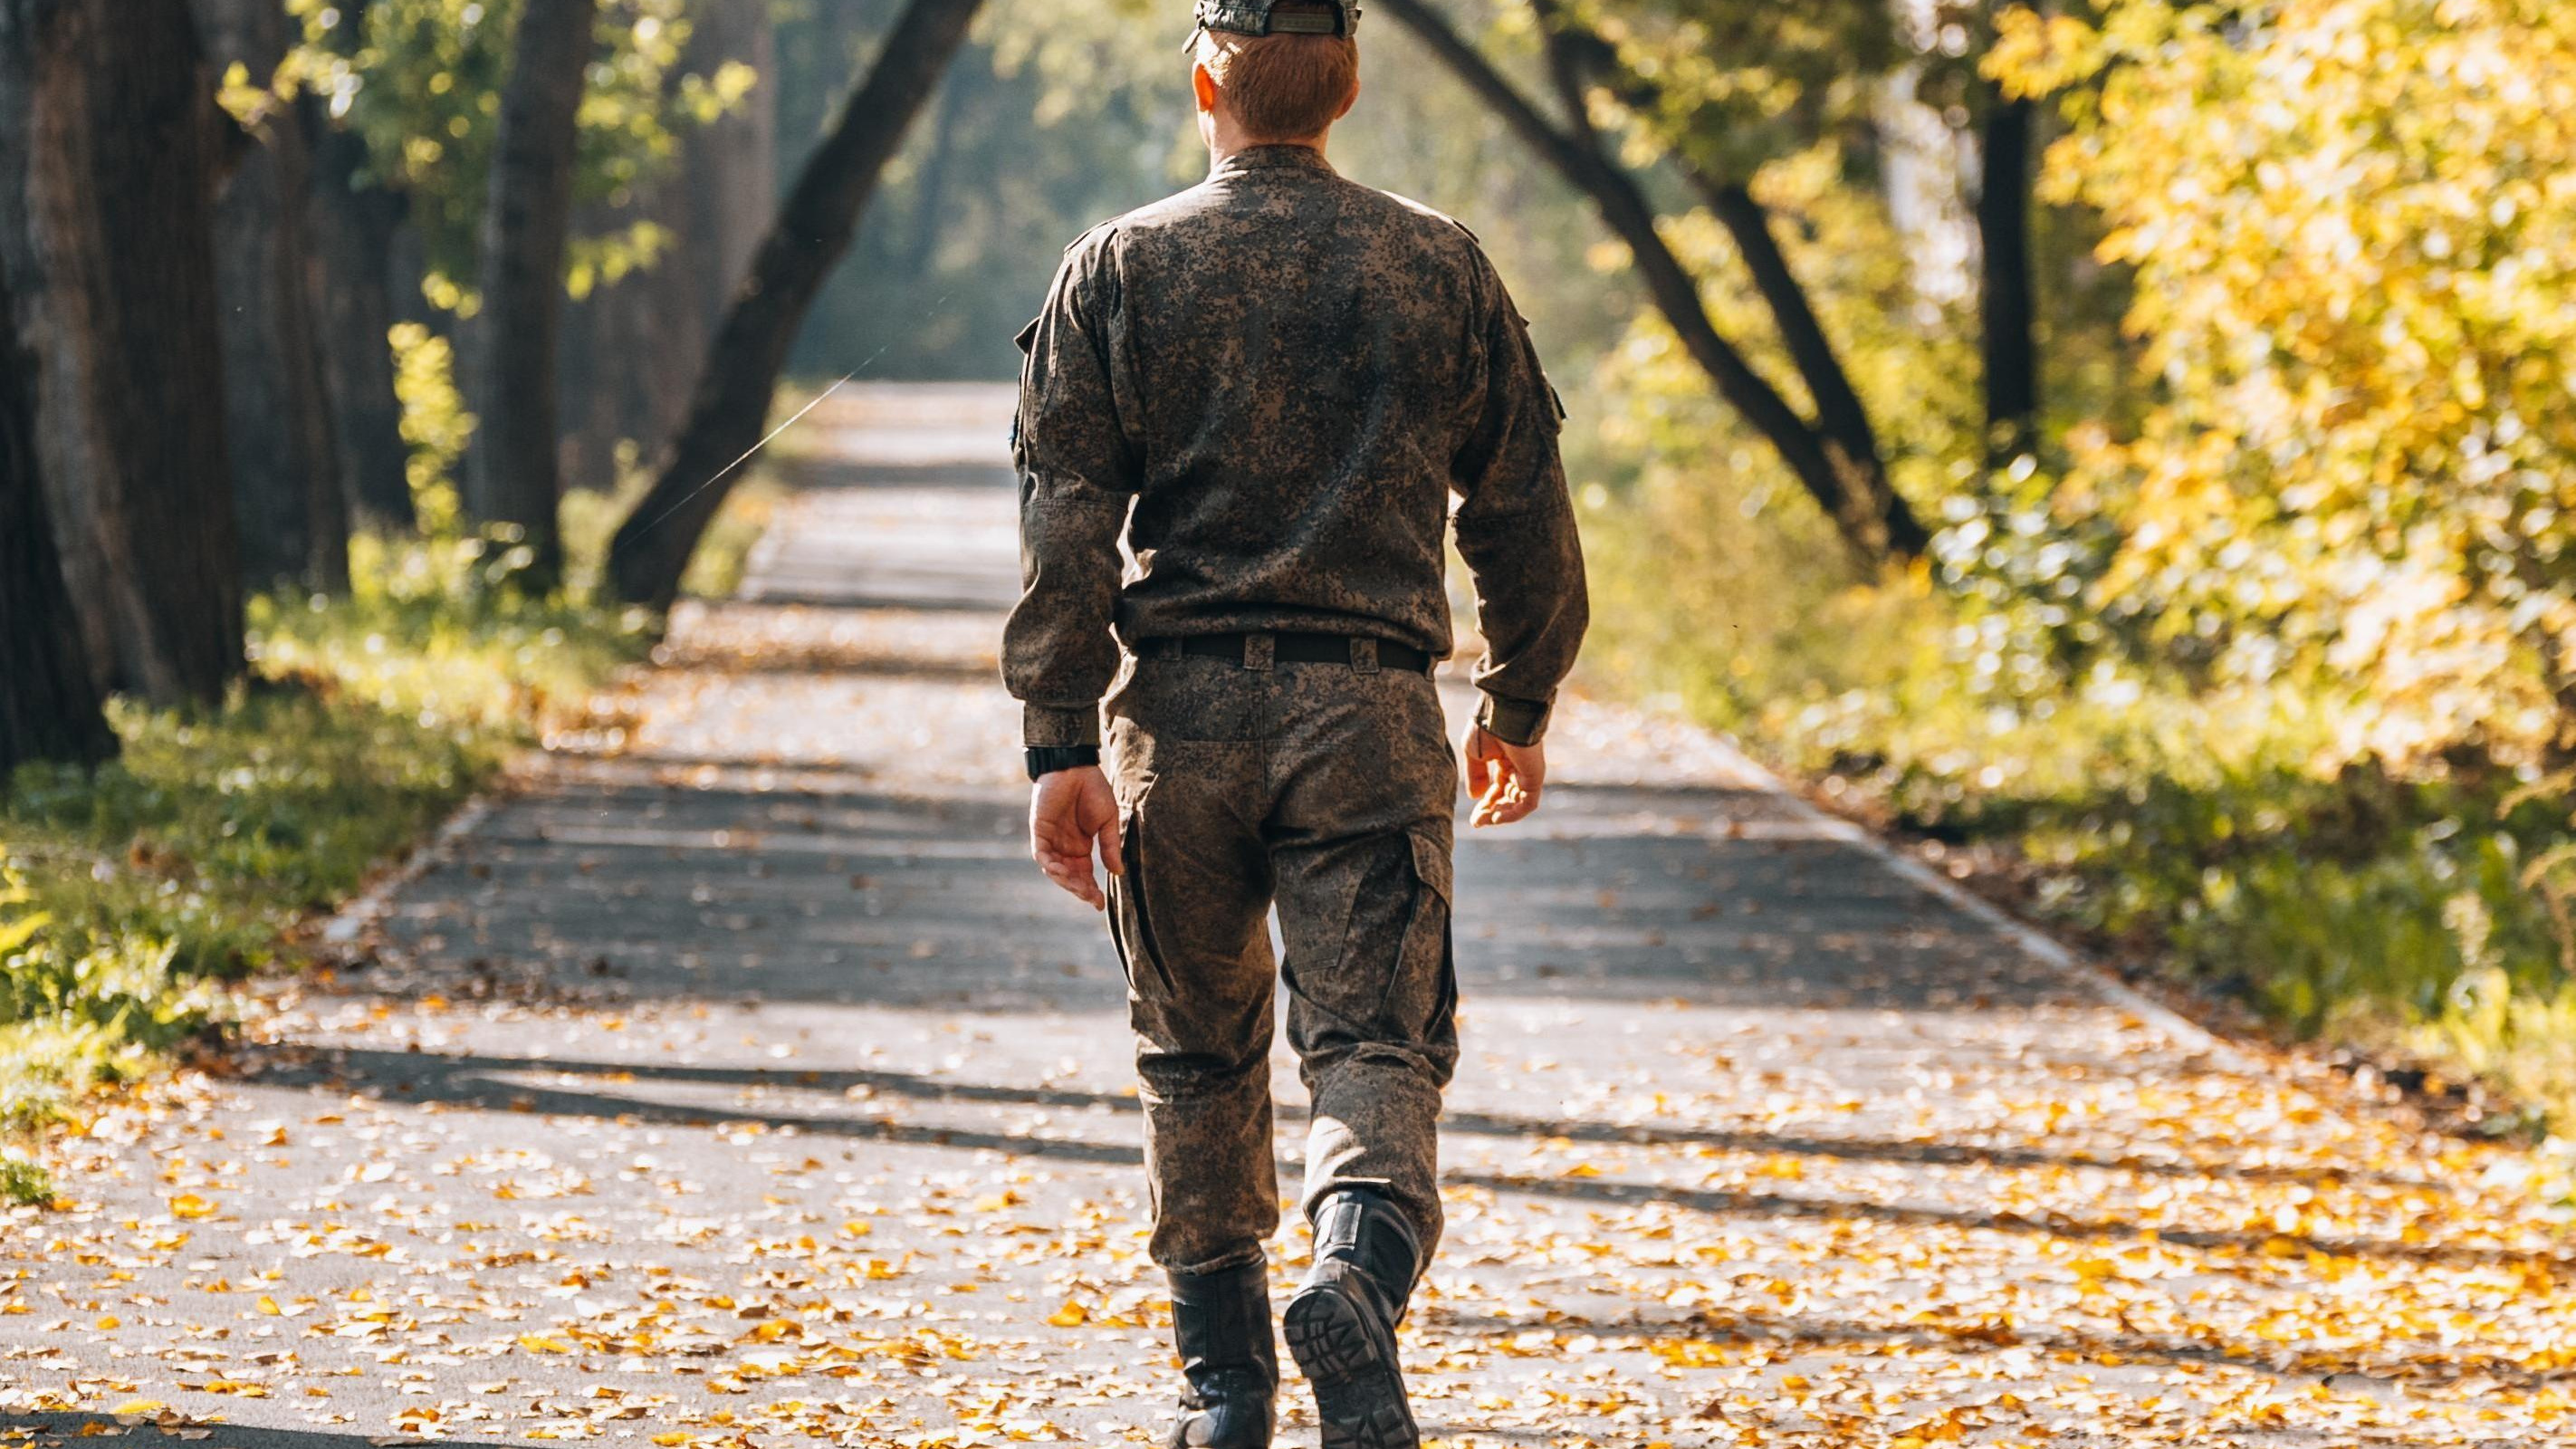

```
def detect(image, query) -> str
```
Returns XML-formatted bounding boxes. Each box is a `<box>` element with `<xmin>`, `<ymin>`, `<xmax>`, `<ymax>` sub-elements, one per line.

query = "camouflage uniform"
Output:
<box><xmin>1004</xmin><ymin>144</ymin><xmax>1588</xmax><ymax>1277</ymax></box>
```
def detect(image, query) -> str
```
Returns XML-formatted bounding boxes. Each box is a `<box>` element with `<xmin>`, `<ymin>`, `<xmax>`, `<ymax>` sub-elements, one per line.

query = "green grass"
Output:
<box><xmin>0</xmin><ymin>539</ymin><xmax>650</xmax><ymax>1136</ymax></box>
<box><xmin>0</xmin><ymin>1155</ymin><xmax>53</xmax><ymax>1207</ymax></box>
<box><xmin>0</xmin><ymin>467</ymin><xmax>779</xmax><ymax>1149</ymax></box>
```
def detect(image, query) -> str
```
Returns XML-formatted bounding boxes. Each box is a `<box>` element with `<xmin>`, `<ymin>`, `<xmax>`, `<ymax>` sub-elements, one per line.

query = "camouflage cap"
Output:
<box><xmin>1184</xmin><ymin>1</ymin><xmax>1362</xmax><ymax>51</ymax></box>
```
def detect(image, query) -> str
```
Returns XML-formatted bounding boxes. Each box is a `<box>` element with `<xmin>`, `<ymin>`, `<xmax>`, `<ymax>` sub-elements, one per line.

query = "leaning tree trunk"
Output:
<box><xmin>0</xmin><ymin>244</ymin><xmax>113</xmax><ymax>772</ymax></box>
<box><xmin>1977</xmin><ymin>86</ymin><xmax>2039</xmax><ymax>464</ymax></box>
<box><xmin>1379</xmin><ymin>0</ymin><xmax>1930</xmax><ymax>567</ymax></box>
<box><xmin>304</xmin><ymin>0</ymin><xmax>416</xmax><ymax>531</ymax></box>
<box><xmin>1549</xmin><ymin>5</ymin><xmax>1918</xmax><ymax>565</ymax></box>
<box><xmin>1688</xmin><ymin>175</ymin><xmax>1893</xmax><ymax>518</ymax></box>
<box><xmin>196</xmin><ymin>0</ymin><xmax>350</xmax><ymax>593</ymax></box>
<box><xmin>0</xmin><ymin>0</ymin><xmax>244</xmax><ymax>707</ymax></box>
<box><xmin>607</xmin><ymin>0</ymin><xmax>986</xmax><ymax>609</ymax></box>
<box><xmin>467</xmin><ymin>0</ymin><xmax>599</xmax><ymax>586</ymax></box>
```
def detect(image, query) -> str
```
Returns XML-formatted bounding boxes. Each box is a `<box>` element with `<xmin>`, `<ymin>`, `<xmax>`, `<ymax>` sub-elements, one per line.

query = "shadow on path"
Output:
<box><xmin>252</xmin><ymin>1043</ymin><xmax>2425</xmax><ymax>1189</ymax></box>
<box><xmin>0</xmin><ymin>1418</ymin><xmax>546</xmax><ymax>1449</ymax></box>
<box><xmin>246</xmin><ymin>1045</ymin><xmax>2538</xmax><ymax>1273</ymax></box>
<box><xmin>385</xmin><ymin>775</ymin><xmax>2089</xmax><ymax>1012</ymax></box>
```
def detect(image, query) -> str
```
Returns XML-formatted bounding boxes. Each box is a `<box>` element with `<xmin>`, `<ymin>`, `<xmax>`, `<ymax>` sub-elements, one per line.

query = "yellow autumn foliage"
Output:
<box><xmin>1997</xmin><ymin>0</ymin><xmax>2576</xmax><ymax>768</ymax></box>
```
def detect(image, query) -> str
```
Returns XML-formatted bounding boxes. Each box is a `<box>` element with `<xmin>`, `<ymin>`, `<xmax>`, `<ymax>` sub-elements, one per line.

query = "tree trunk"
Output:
<box><xmin>559</xmin><ymin>0</ymin><xmax>777</xmax><ymax>495</ymax></box>
<box><xmin>466</xmin><ymin>0</ymin><xmax>599</xmax><ymax>585</ymax></box>
<box><xmin>0</xmin><ymin>0</ymin><xmax>244</xmax><ymax>708</ymax></box>
<box><xmin>1977</xmin><ymin>86</ymin><xmax>2039</xmax><ymax>463</ymax></box>
<box><xmin>685</xmin><ymin>0</ymin><xmax>776</xmax><ymax>323</ymax></box>
<box><xmin>196</xmin><ymin>0</ymin><xmax>350</xmax><ymax>593</ymax></box>
<box><xmin>304</xmin><ymin>0</ymin><xmax>416</xmax><ymax>531</ymax></box>
<box><xmin>905</xmin><ymin>60</ymin><xmax>970</xmax><ymax>278</ymax></box>
<box><xmin>607</xmin><ymin>0</ymin><xmax>986</xmax><ymax>609</ymax></box>
<box><xmin>559</xmin><ymin>185</ymin><xmax>706</xmax><ymax>494</ymax></box>
<box><xmin>1378</xmin><ymin>0</ymin><xmax>1929</xmax><ymax>566</ymax></box>
<box><xmin>0</xmin><ymin>242</ymin><xmax>113</xmax><ymax>772</ymax></box>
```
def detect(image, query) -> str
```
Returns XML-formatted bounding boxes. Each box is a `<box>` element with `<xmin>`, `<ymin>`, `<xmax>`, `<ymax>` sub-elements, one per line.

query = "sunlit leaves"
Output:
<box><xmin>1994</xmin><ymin>0</ymin><xmax>2576</xmax><ymax>771</ymax></box>
<box><xmin>1557</xmin><ymin>0</ymin><xmax>1904</xmax><ymax>185</ymax></box>
<box><xmin>288</xmin><ymin>0</ymin><xmax>755</xmax><ymax>298</ymax></box>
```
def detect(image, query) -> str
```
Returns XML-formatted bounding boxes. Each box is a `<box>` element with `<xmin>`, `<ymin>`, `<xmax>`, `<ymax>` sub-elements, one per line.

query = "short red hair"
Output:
<box><xmin>1196</xmin><ymin>4</ymin><xmax>1360</xmax><ymax>142</ymax></box>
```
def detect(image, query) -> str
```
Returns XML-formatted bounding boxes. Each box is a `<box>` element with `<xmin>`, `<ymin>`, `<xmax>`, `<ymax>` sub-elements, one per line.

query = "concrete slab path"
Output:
<box><xmin>5</xmin><ymin>386</ymin><xmax>2572</xmax><ymax>1448</ymax></box>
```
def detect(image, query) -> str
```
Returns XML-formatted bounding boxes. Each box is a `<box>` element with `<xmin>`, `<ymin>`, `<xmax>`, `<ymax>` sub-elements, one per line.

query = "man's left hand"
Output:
<box><xmin>1029</xmin><ymin>765</ymin><xmax>1124</xmax><ymax>909</ymax></box>
<box><xmin>1463</xmin><ymin>724</ymin><xmax>1547</xmax><ymax>828</ymax></box>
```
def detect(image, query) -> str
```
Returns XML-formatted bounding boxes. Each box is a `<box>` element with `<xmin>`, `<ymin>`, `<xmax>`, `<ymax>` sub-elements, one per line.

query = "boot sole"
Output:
<box><xmin>1283</xmin><ymin>1271</ymin><xmax>1418</xmax><ymax>1449</ymax></box>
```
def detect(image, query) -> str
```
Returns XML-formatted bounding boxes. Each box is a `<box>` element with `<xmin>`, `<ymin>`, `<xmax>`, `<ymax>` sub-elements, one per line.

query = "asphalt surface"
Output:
<box><xmin>5</xmin><ymin>385</ymin><xmax>2571</xmax><ymax>1448</ymax></box>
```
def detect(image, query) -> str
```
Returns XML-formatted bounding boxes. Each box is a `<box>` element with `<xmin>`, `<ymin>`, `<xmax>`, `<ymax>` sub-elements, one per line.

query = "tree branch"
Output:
<box><xmin>1375</xmin><ymin>0</ymin><xmax>1925</xmax><ymax>564</ymax></box>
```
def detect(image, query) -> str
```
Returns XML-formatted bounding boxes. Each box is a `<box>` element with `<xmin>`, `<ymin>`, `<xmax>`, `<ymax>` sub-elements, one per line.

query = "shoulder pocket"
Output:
<box><xmin>1508</xmin><ymin>313</ymin><xmax>1565</xmax><ymax>436</ymax></box>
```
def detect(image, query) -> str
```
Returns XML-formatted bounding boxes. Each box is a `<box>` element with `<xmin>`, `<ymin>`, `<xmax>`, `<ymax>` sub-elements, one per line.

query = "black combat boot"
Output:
<box><xmin>1282</xmin><ymin>1191</ymin><xmax>1422</xmax><ymax>1449</ymax></box>
<box><xmin>1165</xmin><ymin>1259</ymin><xmax>1278</xmax><ymax>1448</ymax></box>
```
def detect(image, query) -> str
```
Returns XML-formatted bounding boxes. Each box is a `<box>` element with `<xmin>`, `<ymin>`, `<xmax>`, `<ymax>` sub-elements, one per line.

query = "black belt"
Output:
<box><xmin>1159</xmin><ymin>632</ymin><xmax>1436</xmax><ymax>676</ymax></box>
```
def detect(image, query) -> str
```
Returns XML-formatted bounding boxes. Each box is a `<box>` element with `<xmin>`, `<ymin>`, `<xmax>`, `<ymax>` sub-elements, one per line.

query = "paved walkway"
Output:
<box><xmin>5</xmin><ymin>386</ymin><xmax>2574</xmax><ymax>1448</ymax></box>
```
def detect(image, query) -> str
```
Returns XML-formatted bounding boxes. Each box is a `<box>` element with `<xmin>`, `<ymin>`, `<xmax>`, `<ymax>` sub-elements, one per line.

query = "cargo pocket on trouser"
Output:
<box><xmin>1107</xmin><ymin>813</ymin><xmax>1176</xmax><ymax>997</ymax></box>
<box><xmin>1315</xmin><ymin>827</ymin><xmax>1453</xmax><ymax>1042</ymax></box>
<box><xmin>1394</xmin><ymin>830</ymin><xmax>1457</xmax><ymax>1048</ymax></box>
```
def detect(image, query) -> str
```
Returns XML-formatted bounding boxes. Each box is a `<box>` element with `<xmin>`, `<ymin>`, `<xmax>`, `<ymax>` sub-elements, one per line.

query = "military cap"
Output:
<box><xmin>1185</xmin><ymin>1</ymin><xmax>1362</xmax><ymax>51</ymax></box>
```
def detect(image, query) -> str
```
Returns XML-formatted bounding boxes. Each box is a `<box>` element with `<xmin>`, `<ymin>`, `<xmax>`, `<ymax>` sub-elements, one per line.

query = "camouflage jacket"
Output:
<box><xmin>1002</xmin><ymin>144</ymin><xmax>1588</xmax><ymax>748</ymax></box>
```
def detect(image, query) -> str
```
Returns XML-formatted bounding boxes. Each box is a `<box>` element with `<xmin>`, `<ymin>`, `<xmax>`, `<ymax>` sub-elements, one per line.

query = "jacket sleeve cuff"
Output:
<box><xmin>1475</xmin><ymin>691</ymin><xmax>1555</xmax><ymax>747</ymax></box>
<box><xmin>1021</xmin><ymin>703</ymin><xmax>1102</xmax><ymax>748</ymax></box>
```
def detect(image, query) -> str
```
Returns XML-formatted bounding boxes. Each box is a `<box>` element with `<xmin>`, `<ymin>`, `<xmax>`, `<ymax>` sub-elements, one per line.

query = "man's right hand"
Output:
<box><xmin>1030</xmin><ymin>764</ymin><xmax>1124</xmax><ymax>909</ymax></box>
<box><xmin>1462</xmin><ymin>724</ymin><xmax>1547</xmax><ymax>828</ymax></box>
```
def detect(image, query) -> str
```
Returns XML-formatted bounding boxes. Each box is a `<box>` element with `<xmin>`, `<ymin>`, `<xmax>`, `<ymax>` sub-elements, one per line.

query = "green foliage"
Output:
<box><xmin>289</xmin><ymin>0</ymin><xmax>757</xmax><ymax>307</ymax></box>
<box><xmin>1563</xmin><ymin>0</ymin><xmax>1903</xmax><ymax>184</ymax></box>
<box><xmin>1575</xmin><ymin>136</ymin><xmax>1986</xmax><ymax>569</ymax></box>
<box><xmin>0</xmin><ymin>259</ymin><xmax>789</xmax><ymax>1153</ymax></box>
<box><xmin>0</xmin><ymin>871</ymin><xmax>212</xmax><ymax>1133</ymax></box>
<box><xmin>1593</xmin><ymin>477</ymin><xmax>2576</xmax><ymax>1130</ymax></box>
<box><xmin>390</xmin><ymin>320</ymin><xmax>474</xmax><ymax>533</ymax></box>
<box><xmin>0</xmin><ymin>1156</ymin><xmax>53</xmax><ymax>1207</ymax></box>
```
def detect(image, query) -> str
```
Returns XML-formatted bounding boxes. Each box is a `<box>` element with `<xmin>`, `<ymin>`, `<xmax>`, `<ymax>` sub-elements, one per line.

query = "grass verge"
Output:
<box><xmin>0</xmin><ymin>477</ymin><xmax>776</xmax><ymax>1202</ymax></box>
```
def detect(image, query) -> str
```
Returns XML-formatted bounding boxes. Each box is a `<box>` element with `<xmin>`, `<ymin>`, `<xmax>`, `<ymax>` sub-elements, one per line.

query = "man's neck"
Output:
<box><xmin>1207</xmin><ymin>131</ymin><xmax>1328</xmax><ymax>169</ymax></box>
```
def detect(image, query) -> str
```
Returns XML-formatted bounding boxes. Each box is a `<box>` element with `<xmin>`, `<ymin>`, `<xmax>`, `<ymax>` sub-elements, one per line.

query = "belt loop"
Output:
<box><xmin>1242</xmin><ymin>633</ymin><xmax>1275</xmax><ymax>672</ymax></box>
<box><xmin>1349</xmin><ymin>638</ymin><xmax>1380</xmax><ymax>675</ymax></box>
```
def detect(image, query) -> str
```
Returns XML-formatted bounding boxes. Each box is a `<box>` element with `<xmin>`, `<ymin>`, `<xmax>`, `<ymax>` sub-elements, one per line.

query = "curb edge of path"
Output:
<box><xmin>1712</xmin><ymin>743</ymin><xmax>2253</xmax><ymax>1075</ymax></box>
<box><xmin>319</xmin><ymin>795</ymin><xmax>498</xmax><ymax>947</ymax></box>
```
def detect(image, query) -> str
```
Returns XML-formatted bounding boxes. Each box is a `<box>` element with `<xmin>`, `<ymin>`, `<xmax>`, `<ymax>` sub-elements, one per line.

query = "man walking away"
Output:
<box><xmin>1004</xmin><ymin>3</ymin><xmax>1587</xmax><ymax>1444</ymax></box>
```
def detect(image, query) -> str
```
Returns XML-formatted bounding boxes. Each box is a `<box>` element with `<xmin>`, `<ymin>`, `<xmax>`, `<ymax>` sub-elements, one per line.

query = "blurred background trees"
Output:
<box><xmin>7</xmin><ymin>0</ymin><xmax>2576</xmax><ymax>1123</ymax></box>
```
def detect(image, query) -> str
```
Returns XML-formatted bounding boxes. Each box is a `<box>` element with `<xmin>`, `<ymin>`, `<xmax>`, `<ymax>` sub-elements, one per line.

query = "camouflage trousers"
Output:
<box><xmin>1104</xmin><ymin>640</ymin><xmax>1461</xmax><ymax>1276</ymax></box>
